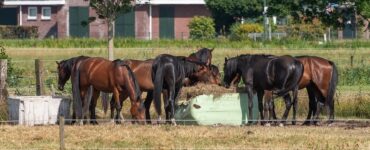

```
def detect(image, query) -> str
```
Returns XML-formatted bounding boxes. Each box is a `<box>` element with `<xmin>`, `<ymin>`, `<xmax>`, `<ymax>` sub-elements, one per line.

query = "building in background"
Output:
<box><xmin>0</xmin><ymin>0</ymin><xmax>210</xmax><ymax>39</ymax></box>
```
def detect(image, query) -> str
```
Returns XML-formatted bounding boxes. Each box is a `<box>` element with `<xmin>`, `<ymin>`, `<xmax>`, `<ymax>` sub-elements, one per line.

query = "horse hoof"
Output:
<box><xmin>302</xmin><ymin>121</ymin><xmax>311</xmax><ymax>126</ymax></box>
<box><xmin>292</xmin><ymin>121</ymin><xmax>296</xmax><ymax>125</ymax></box>
<box><xmin>171</xmin><ymin>118</ymin><xmax>177</xmax><ymax>126</ymax></box>
<box><xmin>91</xmin><ymin>121</ymin><xmax>99</xmax><ymax>125</ymax></box>
<box><xmin>279</xmin><ymin>123</ymin><xmax>284</xmax><ymax>127</ymax></box>
<box><xmin>264</xmin><ymin>123</ymin><xmax>271</xmax><ymax>127</ymax></box>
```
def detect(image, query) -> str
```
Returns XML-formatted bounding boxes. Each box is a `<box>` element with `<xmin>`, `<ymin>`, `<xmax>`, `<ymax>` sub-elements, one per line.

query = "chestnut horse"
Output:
<box><xmin>72</xmin><ymin>57</ymin><xmax>145</xmax><ymax>124</ymax></box>
<box><xmin>57</xmin><ymin>56</ymin><xmax>110</xmax><ymax>124</ymax></box>
<box><xmin>264</xmin><ymin>56</ymin><xmax>338</xmax><ymax>125</ymax></box>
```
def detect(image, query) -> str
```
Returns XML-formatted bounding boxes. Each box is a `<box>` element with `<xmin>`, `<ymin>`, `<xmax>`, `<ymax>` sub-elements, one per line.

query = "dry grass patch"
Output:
<box><xmin>0</xmin><ymin>125</ymin><xmax>369</xmax><ymax>149</ymax></box>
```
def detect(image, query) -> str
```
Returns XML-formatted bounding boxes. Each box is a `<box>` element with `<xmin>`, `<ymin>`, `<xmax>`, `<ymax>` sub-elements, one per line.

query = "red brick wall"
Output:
<box><xmin>135</xmin><ymin>5</ymin><xmax>149</xmax><ymax>39</ymax></box>
<box><xmin>21</xmin><ymin>5</ymin><xmax>63</xmax><ymax>39</ymax></box>
<box><xmin>150</xmin><ymin>5</ymin><xmax>211</xmax><ymax>39</ymax></box>
<box><xmin>174</xmin><ymin>5</ymin><xmax>211</xmax><ymax>39</ymax></box>
<box><xmin>89</xmin><ymin>8</ymin><xmax>108</xmax><ymax>39</ymax></box>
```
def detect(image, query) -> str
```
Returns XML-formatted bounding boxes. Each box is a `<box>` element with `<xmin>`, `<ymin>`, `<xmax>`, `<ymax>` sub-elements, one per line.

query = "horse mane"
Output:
<box><xmin>60</xmin><ymin>55</ymin><xmax>89</xmax><ymax>75</ymax></box>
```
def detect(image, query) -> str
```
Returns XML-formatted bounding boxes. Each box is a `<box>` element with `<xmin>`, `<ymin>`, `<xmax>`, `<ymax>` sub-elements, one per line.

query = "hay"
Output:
<box><xmin>178</xmin><ymin>83</ymin><xmax>244</xmax><ymax>101</ymax></box>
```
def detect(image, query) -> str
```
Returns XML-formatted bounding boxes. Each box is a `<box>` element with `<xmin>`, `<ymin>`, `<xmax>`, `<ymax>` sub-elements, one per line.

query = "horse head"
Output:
<box><xmin>56</xmin><ymin>60</ymin><xmax>70</xmax><ymax>91</ymax></box>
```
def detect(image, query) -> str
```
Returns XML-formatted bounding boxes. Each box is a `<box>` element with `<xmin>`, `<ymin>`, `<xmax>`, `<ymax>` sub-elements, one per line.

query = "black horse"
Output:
<box><xmin>223</xmin><ymin>54</ymin><xmax>304</xmax><ymax>125</ymax></box>
<box><xmin>152</xmin><ymin>54</ymin><xmax>208</xmax><ymax>125</ymax></box>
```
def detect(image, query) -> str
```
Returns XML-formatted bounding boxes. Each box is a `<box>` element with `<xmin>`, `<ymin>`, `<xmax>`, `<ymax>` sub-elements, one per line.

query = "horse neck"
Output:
<box><xmin>182</xmin><ymin>61</ymin><xmax>199</xmax><ymax>77</ymax></box>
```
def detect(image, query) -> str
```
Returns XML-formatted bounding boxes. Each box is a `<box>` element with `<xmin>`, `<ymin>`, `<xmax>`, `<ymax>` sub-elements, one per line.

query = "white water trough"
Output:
<box><xmin>7</xmin><ymin>96</ymin><xmax>71</xmax><ymax>126</ymax></box>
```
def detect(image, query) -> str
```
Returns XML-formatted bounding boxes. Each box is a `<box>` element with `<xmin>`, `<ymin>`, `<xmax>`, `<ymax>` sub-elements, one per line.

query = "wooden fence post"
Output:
<box><xmin>0</xmin><ymin>59</ymin><xmax>7</xmax><ymax>101</ymax></box>
<box><xmin>35</xmin><ymin>59</ymin><xmax>45</xmax><ymax>95</ymax></box>
<box><xmin>59</xmin><ymin>115</ymin><xmax>65</xmax><ymax>150</ymax></box>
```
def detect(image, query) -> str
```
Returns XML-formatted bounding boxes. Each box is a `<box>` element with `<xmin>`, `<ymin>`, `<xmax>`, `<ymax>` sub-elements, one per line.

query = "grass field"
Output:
<box><xmin>0</xmin><ymin>124</ymin><xmax>369</xmax><ymax>149</ymax></box>
<box><xmin>2</xmin><ymin>47</ymin><xmax>370</xmax><ymax>120</ymax></box>
<box><xmin>0</xmin><ymin>42</ymin><xmax>370</xmax><ymax>149</ymax></box>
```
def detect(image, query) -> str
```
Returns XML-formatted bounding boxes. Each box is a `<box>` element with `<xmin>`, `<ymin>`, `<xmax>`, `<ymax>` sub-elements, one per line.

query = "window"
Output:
<box><xmin>28</xmin><ymin>7</ymin><xmax>37</xmax><ymax>20</ymax></box>
<box><xmin>41</xmin><ymin>7</ymin><xmax>51</xmax><ymax>20</ymax></box>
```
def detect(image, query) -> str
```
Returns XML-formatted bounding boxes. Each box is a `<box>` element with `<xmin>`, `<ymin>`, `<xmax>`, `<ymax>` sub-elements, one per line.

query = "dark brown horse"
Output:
<box><xmin>223</xmin><ymin>54</ymin><xmax>304</xmax><ymax>125</ymax></box>
<box><xmin>187</xmin><ymin>48</ymin><xmax>214</xmax><ymax>67</ymax></box>
<box><xmin>264</xmin><ymin>56</ymin><xmax>338</xmax><ymax>125</ymax></box>
<box><xmin>110</xmin><ymin>58</ymin><xmax>220</xmax><ymax>124</ymax></box>
<box><xmin>72</xmin><ymin>57</ymin><xmax>145</xmax><ymax>124</ymax></box>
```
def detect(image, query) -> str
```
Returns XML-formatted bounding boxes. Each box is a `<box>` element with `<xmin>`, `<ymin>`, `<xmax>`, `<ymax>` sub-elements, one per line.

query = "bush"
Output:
<box><xmin>282</xmin><ymin>24</ymin><xmax>325</xmax><ymax>40</ymax></box>
<box><xmin>188</xmin><ymin>16</ymin><xmax>216</xmax><ymax>40</ymax></box>
<box><xmin>0</xmin><ymin>46</ymin><xmax>24</xmax><ymax>86</ymax></box>
<box><xmin>339</xmin><ymin>66</ymin><xmax>370</xmax><ymax>86</ymax></box>
<box><xmin>229</xmin><ymin>23</ymin><xmax>263</xmax><ymax>41</ymax></box>
<box><xmin>0</xmin><ymin>26</ymin><xmax>38</xmax><ymax>39</ymax></box>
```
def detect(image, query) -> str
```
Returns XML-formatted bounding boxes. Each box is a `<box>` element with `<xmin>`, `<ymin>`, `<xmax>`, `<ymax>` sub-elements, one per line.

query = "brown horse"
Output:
<box><xmin>264</xmin><ymin>56</ymin><xmax>338</xmax><ymax>125</ymax></box>
<box><xmin>72</xmin><ymin>57</ymin><xmax>145</xmax><ymax>124</ymax></box>
<box><xmin>110</xmin><ymin>58</ymin><xmax>221</xmax><ymax>124</ymax></box>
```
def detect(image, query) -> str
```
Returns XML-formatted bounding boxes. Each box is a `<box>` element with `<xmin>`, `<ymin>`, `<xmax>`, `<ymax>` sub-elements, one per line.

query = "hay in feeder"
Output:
<box><xmin>178</xmin><ymin>83</ymin><xmax>244</xmax><ymax>101</ymax></box>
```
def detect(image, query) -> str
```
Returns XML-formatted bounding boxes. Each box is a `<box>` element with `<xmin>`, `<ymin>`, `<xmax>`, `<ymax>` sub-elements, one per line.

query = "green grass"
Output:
<box><xmin>2</xmin><ymin>38</ymin><xmax>370</xmax><ymax>49</ymax></box>
<box><xmin>1</xmin><ymin>46</ymin><xmax>369</xmax><ymax>120</ymax></box>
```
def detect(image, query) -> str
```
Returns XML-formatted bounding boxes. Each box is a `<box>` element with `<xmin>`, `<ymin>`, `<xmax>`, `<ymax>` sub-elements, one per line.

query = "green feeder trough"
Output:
<box><xmin>175</xmin><ymin>93</ymin><xmax>259</xmax><ymax>125</ymax></box>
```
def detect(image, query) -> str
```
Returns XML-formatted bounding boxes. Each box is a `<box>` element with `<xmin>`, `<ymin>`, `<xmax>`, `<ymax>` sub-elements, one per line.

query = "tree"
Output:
<box><xmin>205</xmin><ymin>0</ymin><xmax>262</xmax><ymax>34</ymax></box>
<box><xmin>90</xmin><ymin>0</ymin><xmax>133</xmax><ymax>60</ymax></box>
<box><xmin>357</xmin><ymin>0</ymin><xmax>370</xmax><ymax>30</ymax></box>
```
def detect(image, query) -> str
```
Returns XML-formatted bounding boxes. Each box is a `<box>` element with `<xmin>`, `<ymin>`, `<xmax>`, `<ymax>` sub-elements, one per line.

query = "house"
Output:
<box><xmin>0</xmin><ymin>0</ymin><xmax>211</xmax><ymax>39</ymax></box>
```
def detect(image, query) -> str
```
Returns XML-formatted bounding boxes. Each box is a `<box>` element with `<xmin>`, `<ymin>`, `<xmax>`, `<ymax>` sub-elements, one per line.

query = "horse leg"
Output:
<box><xmin>263</xmin><ymin>94</ymin><xmax>270</xmax><ymax>124</ymax></box>
<box><xmin>112</xmin><ymin>89</ymin><xmax>122</xmax><ymax>123</ymax></box>
<box><xmin>166</xmin><ymin>77</ymin><xmax>176</xmax><ymax>126</ymax></box>
<box><xmin>303</xmin><ymin>86</ymin><xmax>316</xmax><ymax>125</ymax></box>
<box><xmin>291</xmin><ymin>87</ymin><xmax>299</xmax><ymax>125</ymax></box>
<box><xmin>281</xmin><ymin>94</ymin><xmax>292</xmax><ymax>125</ymax></box>
<box><xmin>327</xmin><ymin>98</ymin><xmax>335</xmax><ymax>125</ymax></box>
<box><xmin>89</xmin><ymin>88</ymin><xmax>100</xmax><ymax>125</ymax></box>
<box><xmin>242</xmin><ymin>70</ymin><xmax>254</xmax><ymax>125</ymax></box>
<box><xmin>78</xmin><ymin>87</ymin><xmax>88</xmax><ymax>125</ymax></box>
<box><xmin>110</xmin><ymin>96</ymin><xmax>115</xmax><ymax>122</ymax></box>
<box><xmin>144</xmin><ymin>91</ymin><xmax>153</xmax><ymax>124</ymax></box>
<box><xmin>116</xmin><ymin>93</ymin><xmax>128</xmax><ymax>124</ymax></box>
<box><xmin>257</xmin><ymin>90</ymin><xmax>265</xmax><ymax>125</ymax></box>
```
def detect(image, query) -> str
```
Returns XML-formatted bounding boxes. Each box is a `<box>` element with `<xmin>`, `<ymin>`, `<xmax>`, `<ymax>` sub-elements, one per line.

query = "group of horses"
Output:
<box><xmin>56</xmin><ymin>48</ymin><xmax>338</xmax><ymax>126</ymax></box>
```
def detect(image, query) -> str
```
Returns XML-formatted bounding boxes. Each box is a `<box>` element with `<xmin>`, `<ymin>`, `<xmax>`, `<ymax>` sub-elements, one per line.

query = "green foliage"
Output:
<box><xmin>90</xmin><ymin>0</ymin><xmax>133</xmax><ymax>21</ymax></box>
<box><xmin>229</xmin><ymin>23</ymin><xmax>263</xmax><ymax>40</ymax></box>
<box><xmin>205</xmin><ymin>0</ymin><xmax>262</xmax><ymax>33</ymax></box>
<box><xmin>188</xmin><ymin>16</ymin><xmax>216</xmax><ymax>40</ymax></box>
<box><xmin>0</xmin><ymin>46</ymin><xmax>24</xmax><ymax>86</ymax></box>
<box><xmin>282</xmin><ymin>23</ymin><xmax>325</xmax><ymax>40</ymax></box>
<box><xmin>0</xmin><ymin>26</ymin><xmax>38</xmax><ymax>39</ymax></box>
<box><xmin>339</xmin><ymin>67</ymin><xmax>370</xmax><ymax>86</ymax></box>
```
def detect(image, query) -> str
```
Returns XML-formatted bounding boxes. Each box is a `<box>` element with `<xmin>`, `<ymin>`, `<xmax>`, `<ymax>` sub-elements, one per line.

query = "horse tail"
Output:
<box><xmin>123</xmin><ymin>65</ymin><xmax>141</xmax><ymax>101</ymax></box>
<box><xmin>152</xmin><ymin>64</ymin><xmax>163</xmax><ymax>116</ymax></box>
<box><xmin>328</xmin><ymin>61</ymin><xmax>338</xmax><ymax>106</ymax></box>
<box><xmin>72</xmin><ymin>62</ymin><xmax>83</xmax><ymax>119</ymax></box>
<box><xmin>276</xmin><ymin>61</ymin><xmax>304</xmax><ymax>97</ymax></box>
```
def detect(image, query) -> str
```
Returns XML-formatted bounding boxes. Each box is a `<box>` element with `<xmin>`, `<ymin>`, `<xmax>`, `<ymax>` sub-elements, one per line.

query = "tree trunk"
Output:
<box><xmin>108</xmin><ymin>20</ymin><xmax>115</xmax><ymax>61</ymax></box>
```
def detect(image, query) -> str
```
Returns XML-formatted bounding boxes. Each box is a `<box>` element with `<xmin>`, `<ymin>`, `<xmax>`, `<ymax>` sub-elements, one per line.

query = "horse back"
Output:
<box><xmin>78</xmin><ymin>57</ymin><xmax>115</xmax><ymax>91</ymax></box>
<box><xmin>125</xmin><ymin>59</ymin><xmax>154</xmax><ymax>91</ymax></box>
<box><xmin>296</xmin><ymin>56</ymin><xmax>333</xmax><ymax>96</ymax></box>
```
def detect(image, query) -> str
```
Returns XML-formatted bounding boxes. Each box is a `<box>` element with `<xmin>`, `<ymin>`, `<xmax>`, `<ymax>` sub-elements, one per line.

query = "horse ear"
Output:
<box><xmin>56</xmin><ymin>61</ymin><xmax>60</xmax><ymax>65</ymax></box>
<box><xmin>224</xmin><ymin>57</ymin><xmax>228</xmax><ymax>62</ymax></box>
<box><xmin>210</xmin><ymin>48</ymin><xmax>214</xmax><ymax>52</ymax></box>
